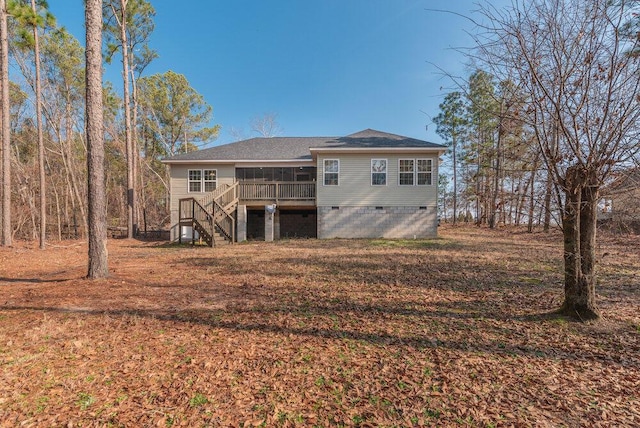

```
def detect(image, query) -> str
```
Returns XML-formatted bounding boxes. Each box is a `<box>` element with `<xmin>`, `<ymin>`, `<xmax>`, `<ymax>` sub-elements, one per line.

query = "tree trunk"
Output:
<box><xmin>86</xmin><ymin>0</ymin><xmax>108</xmax><ymax>278</ymax></box>
<box><xmin>452</xmin><ymin>134</ymin><xmax>457</xmax><ymax>225</ymax></box>
<box><xmin>543</xmin><ymin>169</ymin><xmax>553</xmax><ymax>232</ymax></box>
<box><xmin>31</xmin><ymin>0</ymin><xmax>46</xmax><ymax>249</ymax></box>
<box><xmin>527</xmin><ymin>155</ymin><xmax>539</xmax><ymax>232</ymax></box>
<box><xmin>119</xmin><ymin>0</ymin><xmax>136</xmax><ymax>239</ymax></box>
<box><xmin>0</xmin><ymin>0</ymin><xmax>11</xmax><ymax>246</ymax></box>
<box><xmin>131</xmin><ymin>69</ymin><xmax>141</xmax><ymax>237</ymax></box>
<box><xmin>558</xmin><ymin>166</ymin><xmax>600</xmax><ymax>320</ymax></box>
<box><xmin>490</xmin><ymin>107</ymin><xmax>504</xmax><ymax>229</ymax></box>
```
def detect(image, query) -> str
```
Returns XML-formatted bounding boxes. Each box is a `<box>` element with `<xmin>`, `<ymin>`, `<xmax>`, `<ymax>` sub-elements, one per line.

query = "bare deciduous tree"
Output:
<box><xmin>476</xmin><ymin>0</ymin><xmax>640</xmax><ymax>320</ymax></box>
<box><xmin>250</xmin><ymin>112</ymin><xmax>283</xmax><ymax>138</ymax></box>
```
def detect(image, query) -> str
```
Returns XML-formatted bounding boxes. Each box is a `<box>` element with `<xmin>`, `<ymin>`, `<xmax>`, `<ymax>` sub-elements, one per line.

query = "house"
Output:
<box><xmin>162</xmin><ymin>129</ymin><xmax>447</xmax><ymax>245</ymax></box>
<box><xmin>600</xmin><ymin>168</ymin><xmax>640</xmax><ymax>232</ymax></box>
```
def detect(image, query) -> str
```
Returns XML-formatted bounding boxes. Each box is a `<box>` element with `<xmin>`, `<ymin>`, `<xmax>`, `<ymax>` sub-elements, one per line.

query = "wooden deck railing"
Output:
<box><xmin>180</xmin><ymin>181</ymin><xmax>315</xmax><ymax>246</ymax></box>
<box><xmin>178</xmin><ymin>197</ymin><xmax>215</xmax><ymax>246</ymax></box>
<box><xmin>239</xmin><ymin>181</ymin><xmax>316</xmax><ymax>201</ymax></box>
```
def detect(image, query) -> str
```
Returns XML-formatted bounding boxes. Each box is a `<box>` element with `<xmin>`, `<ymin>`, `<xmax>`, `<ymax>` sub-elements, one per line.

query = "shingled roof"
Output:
<box><xmin>162</xmin><ymin>129</ymin><xmax>445</xmax><ymax>163</ymax></box>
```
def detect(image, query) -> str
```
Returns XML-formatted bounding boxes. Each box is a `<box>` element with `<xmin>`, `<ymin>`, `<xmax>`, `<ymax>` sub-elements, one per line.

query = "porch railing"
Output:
<box><xmin>239</xmin><ymin>181</ymin><xmax>316</xmax><ymax>201</ymax></box>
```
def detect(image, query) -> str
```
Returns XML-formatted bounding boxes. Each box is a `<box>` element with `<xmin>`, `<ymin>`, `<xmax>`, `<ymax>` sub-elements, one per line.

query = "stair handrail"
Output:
<box><xmin>210</xmin><ymin>182</ymin><xmax>238</xmax><ymax>243</ymax></box>
<box><xmin>198</xmin><ymin>183</ymin><xmax>231</xmax><ymax>211</ymax></box>
<box><xmin>213</xmin><ymin>198</ymin><xmax>235</xmax><ymax>242</ymax></box>
<box><xmin>192</xmin><ymin>198</ymin><xmax>215</xmax><ymax>247</ymax></box>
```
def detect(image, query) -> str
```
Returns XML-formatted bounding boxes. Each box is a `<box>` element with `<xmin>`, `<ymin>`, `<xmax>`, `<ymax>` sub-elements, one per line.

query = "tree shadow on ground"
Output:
<box><xmin>1</xmin><ymin>302</ymin><xmax>636</xmax><ymax>370</ymax></box>
<box><xmin>0</xmin><ymin>277</ymin><xmax>74</xmax><ymax>284</ymax></box>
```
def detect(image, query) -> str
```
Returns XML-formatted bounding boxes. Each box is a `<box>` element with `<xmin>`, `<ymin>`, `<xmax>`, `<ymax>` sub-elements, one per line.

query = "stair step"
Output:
<box><xmin>212</xmin><ymin>234</ymin><xmax>231</xmax><ymax>245</ymax></box>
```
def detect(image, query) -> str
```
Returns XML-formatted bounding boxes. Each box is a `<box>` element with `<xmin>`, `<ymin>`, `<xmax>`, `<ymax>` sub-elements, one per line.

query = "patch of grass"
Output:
<box><xmin>35</xmin><ymin>396</ymin><xmax>49</xmax><ymax>413</ymax></box>
<box><xmin>188</xmin><ymin>393</ymin><xmax>208</xmax><ymax>408</ymax></box>
<box><xmin>424</xmin><ymin>407</ymin><xmax>441</xmax><ymax>419</ymax></box>
<box><xmin>352</xmin><ymin>414</ymin><xmax>365</xmax><ymax>425</ymax></box>
<box><xmin>77</xmin><ymin>392</ymin><xmax>95</xmax><ymax>410</ymax></box>
<box><xmin>165</xmin><ymin>415</ymin><xmax>175</xmax><ymax>427</ymax></box>
<box><xmin>369</xmin><ymin>238</ymin><xmax>453</xmax><ymax>249</ymax></box>
<box><xmin>519</xmin><ymin>276</ymin><xmax>543</xmax><ymax>285</ymax></box>
<box><xmin>550</xmin><ymin>316</ymin><xmax>569</xmax><ymax>325</ymax></box>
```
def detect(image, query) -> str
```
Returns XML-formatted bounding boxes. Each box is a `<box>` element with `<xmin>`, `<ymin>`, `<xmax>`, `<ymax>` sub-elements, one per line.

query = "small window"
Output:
<box><xmin>188</xmin><ymin>169</ymin><xmax>217</xmax><ymax>192</ymax></box>
<box><xmin>399</xmin><ymin>159</ymin><xmax>414</xmax><ymax>185</ymax></box>
<box><xmin>371</xmin><ymin>159</ymin><xmax>387</xmax><ymax>186</ymax></box>
<box><xmin>417</xmin><ymin>159</ymin><xmax>432</xmax><ymax>185</ymax></box>
<box><xmin>188</xmin><ymin>170</ymin><xmax>202</xmax><ymax>192</ymax></box>
<box><xmin>203</xmin><ymin>169</ymin><xmax>217</xmax><ymax>192</ymax></box>
<box><xmin>323</xmin><ymin>159</ymin><xmax>339</xmax><ymax>186</ymax></box>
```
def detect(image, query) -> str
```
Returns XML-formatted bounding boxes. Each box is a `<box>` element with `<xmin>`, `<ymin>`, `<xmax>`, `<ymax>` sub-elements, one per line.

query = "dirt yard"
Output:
<box><xmin>1</xmin><ymin>226</ymin><xmax>639</xmax><ymax>427</ymax></box>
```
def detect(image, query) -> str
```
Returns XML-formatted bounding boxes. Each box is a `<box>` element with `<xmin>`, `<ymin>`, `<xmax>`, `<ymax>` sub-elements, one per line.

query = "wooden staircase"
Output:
<box><xmin>179</xmin><ymin>182</ymin><xmax>239</xmax><ymax>247</ymax></box>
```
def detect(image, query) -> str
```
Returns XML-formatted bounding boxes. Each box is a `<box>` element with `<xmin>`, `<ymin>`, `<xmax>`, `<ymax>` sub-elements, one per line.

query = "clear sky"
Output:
<box><xmin>47</xmin><ymin>1</ymin><xmax>506</xmax><ymax>147</ymax></box>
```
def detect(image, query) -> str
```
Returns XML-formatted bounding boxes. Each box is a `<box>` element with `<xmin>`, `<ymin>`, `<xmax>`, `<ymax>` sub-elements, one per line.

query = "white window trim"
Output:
<box><xmin>188</xmin><ymin>168</ymin><xmax>218</xmax><ymax>193</ymax></box>
<box><xmin>323</xmin><ymin>159</ymin><xmax>340</xmax><ymax>186</ymax></box>
<box><xmin>398</xmin><ymin>158</ymin><xmax>434</xmax><ymax>186</ymax></box>
<box><xmin>371</xmin><ymin>158</ymin><xmax>387</xmax><ymax>186</ymax></box>
<box><xmin>203</xmin><ymin>169</ymin><xmax>217</xmax><ymax>192</ymax></box>
<box><xmin>398</xmin><ymin>158</ymin><xmax>415</xmax><ymax>186</ymax></box>
<box><xmin>417</xmin><ymin>159</ymin><xmax>433</xmax><ymax>186</ymax></box>
<box><xmin>188</xmin><ymin>169</ymin><xmax>202</xmax><ymax>193</ymax></box>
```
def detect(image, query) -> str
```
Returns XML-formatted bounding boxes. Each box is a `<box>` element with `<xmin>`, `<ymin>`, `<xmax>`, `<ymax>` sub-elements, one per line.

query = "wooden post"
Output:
<box><xmin>178</xmin><ymin>199</ymin><xmax>182</xmax><ymax>244</ymax></box>
<box><xmin>191</xmin><ymin>199</ymin><xmax>195</xmax><ymax>246</ymax></box>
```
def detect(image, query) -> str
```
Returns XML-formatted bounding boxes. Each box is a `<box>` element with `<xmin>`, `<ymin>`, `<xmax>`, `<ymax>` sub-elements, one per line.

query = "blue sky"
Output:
<box><xmin>47</xmin><ymin>1</ymin><xmax>507</xmax><ymax>147</ymax></box>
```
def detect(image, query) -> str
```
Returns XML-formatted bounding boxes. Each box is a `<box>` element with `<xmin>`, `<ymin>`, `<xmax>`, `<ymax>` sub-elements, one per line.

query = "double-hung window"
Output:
<box><xmin>203</xmin><ymin>170</ymin><xmax>217</xmax><ymax>192</ymax></box>
<box><xmin>399</xmin><ymin>158</ymin><xmax>433</xmax><ymax>186</ymax></box>
<box><xmin>417</xmin><ymin>159</ymin><xmax>432</xmax><ymax>185</ymax></box>
<box><xmin>399</xmin><ymin>159</ymin><xmax>415</xmax><ymax>185</ymax></box>
<box><xmin>188</xmin><ymin>170</ymin><xmax>202</xmax><ymax>192</ymax></box>
<box><xmin>188</xmin><ymin>169</ymin><xmax>217</xmax><ymax>192</ymax></box>
<box><xmin>371</xmin><ymin>159</ymin><xmax>387</xmax><ymax>186</ymax></box>
<box><xmin>323</xmin><ymin>159</ymin><xmax>339</xmax><ymax>186</ymax></box>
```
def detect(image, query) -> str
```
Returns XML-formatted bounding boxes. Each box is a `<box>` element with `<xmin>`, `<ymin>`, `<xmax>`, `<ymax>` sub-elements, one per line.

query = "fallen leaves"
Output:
<box><xmin>0</xmin><ymin>226</ymin><xmax>638</xmax><ymax>426</ymax></box>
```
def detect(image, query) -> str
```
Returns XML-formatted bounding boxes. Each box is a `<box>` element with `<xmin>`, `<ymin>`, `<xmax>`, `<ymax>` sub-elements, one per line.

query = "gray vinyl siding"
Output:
<box><xmin>168</xmin><ymin>163</ymin><xmax>236</xmax><ymax>213</ymax></box>
<box><xmin>316</xmin><ymin>153</ymin><xmax>438</xmax><ymax>207</ymax></box>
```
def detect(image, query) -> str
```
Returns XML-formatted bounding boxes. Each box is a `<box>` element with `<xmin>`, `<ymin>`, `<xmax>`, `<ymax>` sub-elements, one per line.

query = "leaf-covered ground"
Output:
<box><xmin>1</xmin><ymin>226</ymin><xmax>639</xmax><ymax>427</ymax></box>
